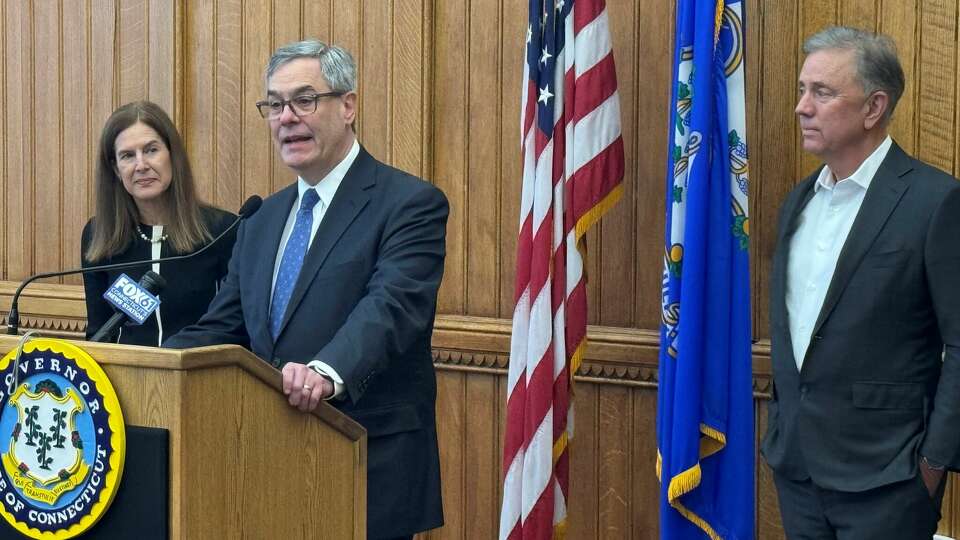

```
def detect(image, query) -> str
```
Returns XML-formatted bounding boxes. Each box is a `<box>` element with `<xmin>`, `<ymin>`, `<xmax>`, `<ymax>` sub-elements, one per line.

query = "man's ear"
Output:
<box><xmin>342</xmin><ymin>92</ymin><xmax>358</xmax><ymax>126</ymax></box>
<box><xmin>864</xmin><ymin>91</ymin><xmax>890</xmax><ymax>130</ymax></box>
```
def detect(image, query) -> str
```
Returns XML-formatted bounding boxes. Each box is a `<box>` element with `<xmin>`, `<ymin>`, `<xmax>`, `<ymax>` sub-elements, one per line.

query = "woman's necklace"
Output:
<box><xmin>136</xmin><ymin>224</ymin><xmax>168</xmax><ymax>244</ymax></box>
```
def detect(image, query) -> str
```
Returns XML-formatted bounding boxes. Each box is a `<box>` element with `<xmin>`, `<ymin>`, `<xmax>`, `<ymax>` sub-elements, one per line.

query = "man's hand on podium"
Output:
<box><xmin>282</xmin><ymin>362</ymin><xmax>334</xmax><ymax>412</ymax></box>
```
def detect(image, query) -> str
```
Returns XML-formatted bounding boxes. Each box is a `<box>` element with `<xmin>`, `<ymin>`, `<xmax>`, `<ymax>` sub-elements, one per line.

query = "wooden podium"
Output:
<box><xmin>0</xmin><ymin>336</ymin><xmax>367</xmax><ymax>539</ymax></box>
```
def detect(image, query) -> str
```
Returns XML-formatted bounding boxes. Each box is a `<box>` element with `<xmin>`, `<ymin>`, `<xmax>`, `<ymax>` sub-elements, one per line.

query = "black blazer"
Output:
<box><xmin>81</xmin><ymin>206</ymin><xmax>236</xmax><ymax>346</ymax></box>
<box><xmin>762</xmin><ymin>142</ymin><xmax>960</xmax><ymax>492</ymax></box>
<box><xmin>165</xmin><ymin>147</ymin><xmax>448</xmax><ymax>538</ymax></box>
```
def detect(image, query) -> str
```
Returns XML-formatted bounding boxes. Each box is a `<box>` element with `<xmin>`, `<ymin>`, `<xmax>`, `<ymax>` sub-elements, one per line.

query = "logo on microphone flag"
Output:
<box><xmin>102</xmin><ymin>274</ymin><xmax>160</xmax><ymax>325</ymax></box>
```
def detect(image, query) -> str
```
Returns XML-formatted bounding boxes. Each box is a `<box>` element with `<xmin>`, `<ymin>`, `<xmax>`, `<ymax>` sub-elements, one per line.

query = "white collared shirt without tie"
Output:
<box><xmin>786</xmin><ymin>136</ymin><xmax>892</xmax><ymax>370</ymax></box>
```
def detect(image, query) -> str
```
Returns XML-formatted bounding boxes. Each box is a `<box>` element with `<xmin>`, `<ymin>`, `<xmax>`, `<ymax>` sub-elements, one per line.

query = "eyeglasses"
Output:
<box><xmin>255</xmin><ymin>92</ymin><xmax>344</xmax><ymax>119</ymax></box>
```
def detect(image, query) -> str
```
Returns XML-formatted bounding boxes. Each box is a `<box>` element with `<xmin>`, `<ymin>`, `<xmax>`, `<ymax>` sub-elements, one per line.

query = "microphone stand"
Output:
<box><xmin>5</xmin><ymin>195</ymin><xmax>262</xmax><ymax>336</ymax></box>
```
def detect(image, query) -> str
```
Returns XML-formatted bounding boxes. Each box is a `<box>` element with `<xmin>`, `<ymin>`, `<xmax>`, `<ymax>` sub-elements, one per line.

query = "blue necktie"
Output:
<box><xmin>270</xmin><ymin>189</ymin><xmax>320</xmax><ymax>338</ymax></box>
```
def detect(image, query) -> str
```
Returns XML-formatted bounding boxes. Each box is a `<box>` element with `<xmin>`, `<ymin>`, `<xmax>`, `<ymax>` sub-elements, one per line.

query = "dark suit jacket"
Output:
<box><xmin>762</xmin><ymin>142</ymin><xmax>960</xmax><ymax>493</ymax></box>
<box><xmin>165</xmin><ymin>146</ymin><xmax>448</xmax><ymax>538</ymax></box>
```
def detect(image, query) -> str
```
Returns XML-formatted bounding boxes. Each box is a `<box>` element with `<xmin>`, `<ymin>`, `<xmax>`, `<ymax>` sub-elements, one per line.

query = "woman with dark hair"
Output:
<box><xmin>82</xmin><ymin>100</ymin><xmax>236</xmax><ymax>346</ymax></box>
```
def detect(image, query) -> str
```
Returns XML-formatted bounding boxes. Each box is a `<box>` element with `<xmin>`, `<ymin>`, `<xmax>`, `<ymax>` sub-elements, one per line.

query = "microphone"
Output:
<box><xmin>5</xmin><ymin>195</ymin><xmax>263</xmax><ymax>336</ymax></box>
<box><xmin>89</xmin><ymin>271</ymin><xmax>167</xmax><ymax>342</ymax></box>
<box><xmin>236</xmin><ymin>195</ymin><xmax>263</xmax><ymax>219</ymax></box>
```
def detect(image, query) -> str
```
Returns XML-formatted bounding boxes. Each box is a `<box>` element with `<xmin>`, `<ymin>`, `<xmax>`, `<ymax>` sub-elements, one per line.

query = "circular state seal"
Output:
<box><xmin>0</xmin><ymin>338</ymin><xmax>125</xmax><ymax>539</ymax></box>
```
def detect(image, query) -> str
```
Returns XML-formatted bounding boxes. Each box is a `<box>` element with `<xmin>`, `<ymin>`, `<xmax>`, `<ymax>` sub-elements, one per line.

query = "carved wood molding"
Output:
<box><xmin>431</xmin><ymin>315</ymin><xmax>773</xmax><ymax>395</ymax></box>
<box><xmin>0</xmin><ymin>281</ymin><xmax>773</xmax><ymax>394</ymax></box>
<box><xmin>0</xmin><ymin>281</ymin><xmax>87</xmax><ymax>339</ymax></box>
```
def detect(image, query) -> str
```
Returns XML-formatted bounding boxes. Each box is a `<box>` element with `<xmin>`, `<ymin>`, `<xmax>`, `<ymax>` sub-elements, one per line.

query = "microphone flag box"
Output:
<box><xmin>102</xmin><ymin>273</ymin><xmax>161</xmax><ymax>324</ymax></box>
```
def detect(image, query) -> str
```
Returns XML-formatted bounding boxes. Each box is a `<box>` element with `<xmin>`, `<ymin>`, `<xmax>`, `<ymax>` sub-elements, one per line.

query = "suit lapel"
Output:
<box><xmin>811</xmin><ymin>143</ymin><xmax>913</xmax><ymax>336</ymax></box>
<box><xmin>276</xmin><ymin>148</ymin><xmax>375</xmax><ymax>337</ymax></box>
<box><xmin>772</xmin><ymin>175</ymin><xmax>818</xmax><ymax>370</ymax></box>
<box><xmin>781</xmin><ymin>180</ymin><xmax>818</xmax><ymax>243</ymax></box>
<box><xmin>256</xmin><ymin>185</ymin><xmax>298</xmax><ymax>348</ymax></box>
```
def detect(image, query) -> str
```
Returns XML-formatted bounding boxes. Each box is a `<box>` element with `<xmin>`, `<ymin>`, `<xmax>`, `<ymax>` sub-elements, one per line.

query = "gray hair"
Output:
<box><xmin>803</xmin><ymin>26</ymin><xmax>905</xmax><ymax>125</ymax></box>
<box><xmin>265</xmin><ymin>39</ymin><xmax>357</xmax><ymax>93</ymax></box>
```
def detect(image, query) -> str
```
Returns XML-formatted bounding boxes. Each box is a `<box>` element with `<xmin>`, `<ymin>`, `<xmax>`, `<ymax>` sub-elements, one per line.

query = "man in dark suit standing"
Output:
<box><xmin>763</xmin><ymin>26</ymin><xmax>960</xmax><ymax>539</ymax></box>
<box><xmin>165</xmin><ymin>39</ymin><xmax>447</xmax><ymax>540</ymax></box>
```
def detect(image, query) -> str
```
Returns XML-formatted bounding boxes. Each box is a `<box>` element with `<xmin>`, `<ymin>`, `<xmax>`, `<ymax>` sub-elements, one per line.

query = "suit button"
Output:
<box><xmin>799</xmin><ymin>385</ymin><xmax>808</xmax><ymax>399</ymax></box>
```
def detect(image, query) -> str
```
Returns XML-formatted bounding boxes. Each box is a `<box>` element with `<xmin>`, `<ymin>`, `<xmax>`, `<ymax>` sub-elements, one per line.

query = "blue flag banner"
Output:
<box><xmin>656</xmin><ymin>1</ymin><xmax>753</xmax><ymax>539</ymax></box>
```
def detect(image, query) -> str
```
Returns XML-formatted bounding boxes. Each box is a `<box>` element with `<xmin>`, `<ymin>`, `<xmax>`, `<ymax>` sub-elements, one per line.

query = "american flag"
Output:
<box><xmin>499</xmin><ymin>0</ymin><xmax>624</xmax><ymax>538</ymax></box>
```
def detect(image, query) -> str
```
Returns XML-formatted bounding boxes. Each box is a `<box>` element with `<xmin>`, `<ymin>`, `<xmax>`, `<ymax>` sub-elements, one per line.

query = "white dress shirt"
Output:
<box><xmin>118</xmin><ymin>225</ymin><xmax>167</xmax><ymax>346</ymax></box>
<box><xmin>786</xmin><ymin>136</ymin><xmax>892</xmax><ymax>369</ymax></box>
<box><xmin>270</xmin><ymin>139</ymin><xmax>360</xmax><ymax>397</ymax></box>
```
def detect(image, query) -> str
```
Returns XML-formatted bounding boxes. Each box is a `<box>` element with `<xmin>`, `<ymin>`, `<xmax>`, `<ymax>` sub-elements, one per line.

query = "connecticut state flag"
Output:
<box><xmin>656</xmin><ymin>1</ymin><xmax>753</xmax><ymax>539</ymax></box>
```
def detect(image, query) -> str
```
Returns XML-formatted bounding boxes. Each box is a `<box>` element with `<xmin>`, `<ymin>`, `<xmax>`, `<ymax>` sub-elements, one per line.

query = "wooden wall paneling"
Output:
<box><xmin>632</xmin><ymin>0</ymin><xmax>674</xmax><ymax>331</ymax></box>
<box><xmin>270</xmin><ymin>0</ymin><xmax>303</xmax><ymax>194</ymax></box>
<box><xmin>430</xmin><ymin>370</ymin><xmax>466</xmax><ymax>540</ymax></box>
<box><xmin>147</xmin><ymin>0</ymin><xmax>176</xmax><ymax>113</ymax></box>
<box><xmin>944</xmin><ymin>475</ymin><xmax>956</xmax><ymax>534</ymax></box>
<box><xmin>272</xmin><ymin>0</ymin><xmax>302</xmax><ymax>65</ymax></box>
<box><xmin>241</xmin><ymin>0</ymin><xmax>273</xmax><ymax>201</ymax></box>
<box><xmin>61</xmin><ymin>0</ymin><xmax>90</xmax><ymax>280</ymax></box>
<box><xmin>497</xmin><ymin>0</ymin><xmax>525</xmax><ymax>319</ymax></box>
<box><xmin>34</xmin><ymin>1</ymin><xmax>62</xmax><ymax>278</ymax></box>
<box><xmin>302</xmin><ymin>0</ymin><xmax>333</xmax><ymax>41</ymax></box>
<box><xmin>631</xmin><ymin>387</ymin><xmax>659</xmax><ymax>539</ymax></box>
<box><xmin>753</xmin><ymin>0</ymin><xmax>799</xmax><ymax>341</ymax></box>
<box><xmin>755</xmin><ymin>401</ymin><xmax>785</xmax><ymax>539</ymax></box>
<box><xmin>392</xmin><ymin>1</ymin><xmax>428</xmax><ymax>178</ymax></box>
<box><xmin>213</xmin><ymin>0</ymin><xmax>244</xmax><ymax>211</ymax></box>
<box><xmin>119</xmin><ymin>0</ymin><xmax>148</xmax><ymax>104</ymax></box>
<box><xmin>89</xmin><ymin>0</ymin><xmax>118</xmax><ymax>215</ymax></box>
<box><xmin>880</xmin><ymin>0</ymin><xmax>918</xmax><ymax>155</ymax></box>
<box><xmin>754</xmin><ymin>397</ymin><xmax>761</xmax><ymax>535</ymax></box>
<box><xmin>432</xmin><ymin>0</ymin><xmax>468</xmax><ymax>315</ymax></box>
<box><xmin>598</xmin><ymin>0</ymin><xmax>638</xmax><ymax>328</ymax></box>
<box><xmin>796</xmin><ymin>0</ymin><xmax>838</xmax><ymax>180</ymax></box>
<box><xmin>327</xmin><ymin>0</ymin><xmax>362</xmax><ymax>201</ymax></box>
<box><xmin>462</xmin><ymin>373</ymin><xmax>500</xmax><ymax>539</ymax></box>
<box><xmin>840</xmin><ymin>0</ymin><xmax>879</xmax><ymax>29</ymax></box>
<box><xmin>916</xmin><ymin>0</ymin><xmax>957</xmax><ymax>174</ymax></box>
<box><xmin>5</xmin><ymin>1</ymin><xmax>33</xmax><ymax>281</ymax></box>
<box><xmin>466</xmin><ymin>0</ymin><xmax>502</xmax><ymax>317</ymax></box>
<box><xmin>359</xmin><ymin>1</ymin><xmax>392</xmax><ymax>163</ymax></box>
<box><xmin>419</xmin><ymin>1</ymin><xmax>436</xmax><ymax>186</ymax></box>
<box><xmin>949</xmin><ymin>475</ymin><xmax>958</xmax><ymax>535</ymax></box>
<box><xmin>331</xmin><ymin>0</ymin><xmax>362</xmax><ymax>80</ymax></box>
<box><xmin>597</xmin><ymin>384</ymin><xmax>631</xmax><ymax>537</ymax></box>
<box><xmin>568</xmin><ymin>380</ymin><xmax>600</xmax><ymax>540</ymax></box>
<box><xmin>185</xmin><ymin>0</ymin><xmax>216</xmax><ymax>203</ymax></box>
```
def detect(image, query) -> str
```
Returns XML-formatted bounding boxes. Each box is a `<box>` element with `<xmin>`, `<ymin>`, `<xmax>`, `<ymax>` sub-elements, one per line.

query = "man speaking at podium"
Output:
<box><xmin>165</xmin><ymin>39</ymin><xmax>447</xmax><ymax>540</ymax></box>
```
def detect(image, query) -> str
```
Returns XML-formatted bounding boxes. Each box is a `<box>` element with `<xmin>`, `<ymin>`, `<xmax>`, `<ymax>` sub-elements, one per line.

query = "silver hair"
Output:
<box><xmin>803</xmin><ymin>26</ymin><xmax>905</xmax><ymax>125</ymax></box>
<box><xmin>264</xmin><ymin>39</ymin><xmax>357</xmax><ymax>93</ymax></box>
